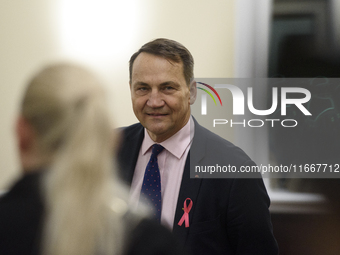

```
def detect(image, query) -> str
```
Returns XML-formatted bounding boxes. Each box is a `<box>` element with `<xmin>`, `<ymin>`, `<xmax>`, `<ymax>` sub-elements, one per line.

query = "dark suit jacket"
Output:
<box><xmin>117</xmin><ymin>118</ymin><xmax>279</xmax><ymax>255</ymax></box>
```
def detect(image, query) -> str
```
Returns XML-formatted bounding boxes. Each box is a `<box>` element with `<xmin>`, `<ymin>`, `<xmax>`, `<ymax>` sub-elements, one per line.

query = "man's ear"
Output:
<box><xmin>16</xmin><ymin>116</ymin><xmax>35</xmax><ymax>153</ymax></box>
<box><xmin>189</xmin><ymin>80</ymin><xmax>197</xmax><ymax>105</ymax></box>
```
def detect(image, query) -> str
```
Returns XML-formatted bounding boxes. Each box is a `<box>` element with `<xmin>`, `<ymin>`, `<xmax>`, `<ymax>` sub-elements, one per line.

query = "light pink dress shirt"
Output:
<box><xmin>129</xmin><ymin>116</ymin><xmax>194</xmax><ymax>230</ymax></box>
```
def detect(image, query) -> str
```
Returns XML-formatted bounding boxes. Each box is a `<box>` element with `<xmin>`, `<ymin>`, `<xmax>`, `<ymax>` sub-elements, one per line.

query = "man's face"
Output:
<box><xmin>130</xmin><ymin>52</ymin><xmax>195</xmax><ymax>142</ymax></box>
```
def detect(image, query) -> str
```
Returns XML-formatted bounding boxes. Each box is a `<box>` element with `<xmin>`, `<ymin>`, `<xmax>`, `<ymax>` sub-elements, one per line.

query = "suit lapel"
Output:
<box><xmin>172</xmin><ymin>119</ymin><xmax>206</xmax><ymax>249</ymax></box>
<box><xmin>118</xmin><ymin>124</ymin><xmax>144</xmax><ymax>184</ymax></box>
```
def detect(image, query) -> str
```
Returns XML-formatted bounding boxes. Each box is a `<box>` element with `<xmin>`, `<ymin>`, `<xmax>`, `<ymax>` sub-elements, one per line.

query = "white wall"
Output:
<box><xmin>0</xmin><ymin>0</ymin><xmax>60</xmax><ymax>189</ymax></box>
<box><xmin>0</xmin><ymin>0</ymin><xmax>235</xmax><ymax>189</ymax></box>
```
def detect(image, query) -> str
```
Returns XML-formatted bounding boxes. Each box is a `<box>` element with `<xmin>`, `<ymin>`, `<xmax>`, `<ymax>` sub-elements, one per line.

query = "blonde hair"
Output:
<box><xmin>22</xmin><ymin>63</ymin><xmax>126</xmax><ymax>255</ymax></box>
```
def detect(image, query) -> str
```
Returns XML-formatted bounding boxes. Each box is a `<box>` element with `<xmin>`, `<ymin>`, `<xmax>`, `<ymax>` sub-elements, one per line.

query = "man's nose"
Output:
<box><xmin>147</xmin><ymin>90</ymin><xmax>165</xmax><ymax>108</ymax></box>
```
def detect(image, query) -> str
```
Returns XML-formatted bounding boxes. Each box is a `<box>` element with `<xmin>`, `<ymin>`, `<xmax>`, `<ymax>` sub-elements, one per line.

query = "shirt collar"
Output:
<box><xmin>141</xmin><ymin>116</ymin><xmax>195</xmax><ymax>159</ymax></box>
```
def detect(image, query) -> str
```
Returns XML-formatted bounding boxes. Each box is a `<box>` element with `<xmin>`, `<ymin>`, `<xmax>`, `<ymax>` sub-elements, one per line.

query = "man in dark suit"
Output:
<box><xmin>117</xmin><ymin>38</ymin><xmax>278</xmax><ymax>255</ymax></box>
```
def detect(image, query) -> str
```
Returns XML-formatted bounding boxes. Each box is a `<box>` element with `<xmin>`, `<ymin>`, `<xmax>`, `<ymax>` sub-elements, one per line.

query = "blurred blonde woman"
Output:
<box><xmin>0</xmin><ymin>63</ymin><xmax>181</xmax><ymax>255</ymax></box>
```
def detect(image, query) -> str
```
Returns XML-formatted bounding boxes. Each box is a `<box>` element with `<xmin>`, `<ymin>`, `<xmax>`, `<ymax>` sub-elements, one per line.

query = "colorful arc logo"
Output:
<box><xmin>197</xmin><ymin>82</ymin><xmax>223</xmax><ymax>106</ymax></box>
<box><xmin>197</xmin><ymin>82</ymin><xmax>222</xmax><ymax>115</ymax></box>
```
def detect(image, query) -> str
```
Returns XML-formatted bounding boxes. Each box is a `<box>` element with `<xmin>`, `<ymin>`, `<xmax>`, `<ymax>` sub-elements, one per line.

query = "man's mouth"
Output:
<box><xmin>146</xmin><ymin>113</ymin><xmax>168</xmax><ymax>117</ymax></box>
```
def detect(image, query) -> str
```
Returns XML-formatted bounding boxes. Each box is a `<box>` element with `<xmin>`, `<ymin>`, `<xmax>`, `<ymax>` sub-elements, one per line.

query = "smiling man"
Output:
<box><xmin>130</xmin><ymin>51</ymin><xmax>195</xmax><ymax>142</ymax></box>
<box><xmin>117</xmin><ymin>38</ymin><xmax>278</xmax><ymax>255</ymax></box>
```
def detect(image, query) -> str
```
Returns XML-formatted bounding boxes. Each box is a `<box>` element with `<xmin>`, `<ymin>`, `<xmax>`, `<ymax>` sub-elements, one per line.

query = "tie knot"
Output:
<box><xmin>152</xmin><ymin>144</ymin><xmax>164</xmax><ymax>157</ymax></box>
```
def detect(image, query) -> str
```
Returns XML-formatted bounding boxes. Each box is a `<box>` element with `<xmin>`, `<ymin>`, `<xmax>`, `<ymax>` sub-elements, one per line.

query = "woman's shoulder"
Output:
<box><xmin>109</xmin><ymin>183</ymin><xmax>183</xmax><ymax>255</ymax></box>
<box><xmin>123</xmin><ymin>215</ymin><xmax>184</xmax><ymax>255</ymax></box>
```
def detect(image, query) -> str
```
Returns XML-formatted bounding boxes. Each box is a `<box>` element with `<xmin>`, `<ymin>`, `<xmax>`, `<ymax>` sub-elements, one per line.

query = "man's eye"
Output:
<box><xmin>165</xmin><ymin>86</ymin><xmax>174</xmax><ymax>90</ymax></box>
<box><xmin>134</xmin><ymin>87</ymin><xmax>148</xmax><ymax>95</ymax></box>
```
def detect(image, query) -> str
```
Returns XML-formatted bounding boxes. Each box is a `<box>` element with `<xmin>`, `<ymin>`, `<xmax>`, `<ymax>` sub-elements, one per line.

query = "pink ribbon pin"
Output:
<box><xmin>178</xmin><ymin>198</ymin><xmax>193</xmax><ymax>228</ymax></box>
